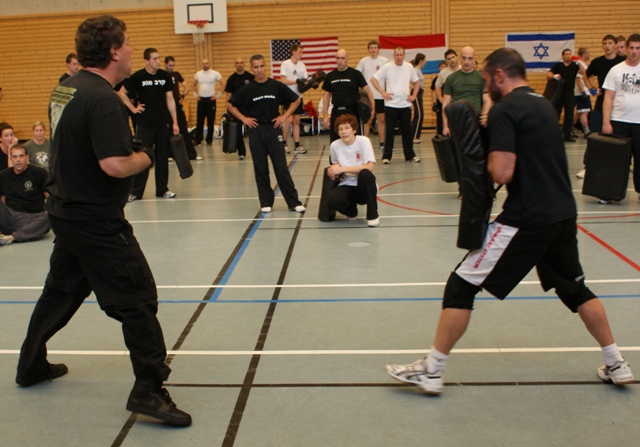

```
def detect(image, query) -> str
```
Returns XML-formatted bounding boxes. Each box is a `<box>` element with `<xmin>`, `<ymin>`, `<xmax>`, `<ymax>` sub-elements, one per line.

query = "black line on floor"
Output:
<box><xmin>166</xmin><ymin>380</ymin><xmax>638</xmax><ymax>388</ymax></box>
<box><xmin>110</xmin><ymin>414</ymin><xmax>138</xmax><ymax>447</ymax></box>
<box><xmin>167</xmin><ymin>217</ymin><xmax>262</xmax><ymax>357</ymax></box>
<box><xmin>111</xmin><ymin>199</ymin><xmax>265</xmax><ymax>445</ymax></box>
<box><xmin>222</xmin><ymin>149</ymin><xmax>327</xmax><ymax>447</ymax></box>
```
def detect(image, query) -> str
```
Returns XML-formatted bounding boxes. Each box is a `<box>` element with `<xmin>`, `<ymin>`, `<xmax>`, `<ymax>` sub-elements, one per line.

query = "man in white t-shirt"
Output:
<box><xmin>327</xmin><ymin>113</ymin><xmax>379</xmax><ymax>227</ymax></box>
<box><xmin>602</xmin><ymin>33</ymin><xmax>640</xmax><ymax>203</ymax></box>
<box><xmin>280</xmin><ymin>44</ymin><xmax>308</xmax><ymax>154</ymax></box>
<box><xmin>369</xmin><ymin>47</ymin><xmax>420</xmax><ymax>164</ymax></box>
<box><xmin>192</xmin><ymin>58</ymin><xmax>225</xmax><ymax>145</ymax></box>
<box><xmin>356</xmin><ymin>40</ymin><xmax>389</xmax><ymax>148</ymax></box>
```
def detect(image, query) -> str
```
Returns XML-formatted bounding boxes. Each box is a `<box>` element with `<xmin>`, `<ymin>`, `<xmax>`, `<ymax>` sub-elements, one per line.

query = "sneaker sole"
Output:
<box><xmin>126</xmin><ymin>403</ymin><xmax>192</xmax><ymax>427</ymax></box>
<box><xmin>597</xmin><ymin>366</ymin><xmax>634</xmax><ymax>385</ymax></box>
<box><xmin>597</xmin><ymin>372</ymin><xmax>635</xmax><ymax>385</ymax></box>
<box><xmin>385</xmin><ymin>366</ymin><xmax>443</xmax><ymax>395</ymax></box>
<box><xmin>16</xmin><ymin>364</ymin><xmax>68</xmax><ymax>387</ymax></box>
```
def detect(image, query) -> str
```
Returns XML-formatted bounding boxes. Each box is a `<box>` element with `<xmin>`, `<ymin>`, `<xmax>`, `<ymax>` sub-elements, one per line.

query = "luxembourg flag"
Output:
<box><xmin>379</xmin><ymin>34</ymin><xmax>447</xmax><ymax>74</ymax></box>
<box><xmin>505</xmin><ymin>31</ymin><xmax>575</xmax><ymax>72</ymax></box>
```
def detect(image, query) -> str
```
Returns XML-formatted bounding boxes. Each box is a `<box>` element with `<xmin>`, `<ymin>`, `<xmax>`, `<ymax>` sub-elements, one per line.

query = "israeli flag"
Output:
<box><xmin>505</xmin><ymin>32</ymin><xmax>575</xmax><ymax>72</ymax></box>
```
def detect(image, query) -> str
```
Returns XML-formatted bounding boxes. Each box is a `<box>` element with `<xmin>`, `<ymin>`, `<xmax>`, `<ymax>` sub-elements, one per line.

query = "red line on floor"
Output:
<box><xmin>377</xmin><ymin>176</ymin><xmax>454</xmax><ymax>216</ymax></box>
<box><xmin>577</xmin><ymin>224</ymin><xmax>640</xmax><ymax>272</ymax></box>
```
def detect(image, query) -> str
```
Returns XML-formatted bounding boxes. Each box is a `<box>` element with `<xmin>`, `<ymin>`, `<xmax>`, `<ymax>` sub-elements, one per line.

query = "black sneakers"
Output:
<box><xmin>127</xmin><ymin>387</ymin><xmax>192</xmax><ymax>427</ymax></box>
<box><xmin>16</xmin><ymin>362</ymin><xmax>68</xmax><ymax>387</ymax></box>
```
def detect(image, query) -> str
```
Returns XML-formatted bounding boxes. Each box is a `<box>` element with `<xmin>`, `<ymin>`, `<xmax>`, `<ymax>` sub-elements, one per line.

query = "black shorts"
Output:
<box><xmin>574</xmin><ymin>95</ymin><xmax>592</xmax><ymax>113</ymax></box>
<box><xmin>450</xmin><ymin>218</ymin><xmax>595</xmax><ymax>312</ymax></box>
<box><xmin>284</xmin><ymin>99</ymin><xmax>304</xmax><ymax>116</ymax></box>
<box><xmin>374</xmin><ymin>99</ymin><xmax>385</xmax><ymax>115</ymax></box>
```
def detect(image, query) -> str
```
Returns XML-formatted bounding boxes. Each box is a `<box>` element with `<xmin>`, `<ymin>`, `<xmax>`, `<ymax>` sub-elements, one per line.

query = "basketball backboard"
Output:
<box><xmin>174</xmin><ymin>0</ymin><xmax>228</xmax><ymax>34</ymax></box>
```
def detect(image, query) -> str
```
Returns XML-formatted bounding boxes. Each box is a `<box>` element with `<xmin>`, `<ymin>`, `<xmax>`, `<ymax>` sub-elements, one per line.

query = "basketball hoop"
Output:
<box><xmin>188</xmin><ymin>20</ymin><xmax>208</xmax><ymax>45</ymax></box>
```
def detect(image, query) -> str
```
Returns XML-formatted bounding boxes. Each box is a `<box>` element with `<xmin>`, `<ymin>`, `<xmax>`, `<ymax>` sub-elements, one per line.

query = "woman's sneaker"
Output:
<box><xmin>385</xmin><ymin>358</ymin><xmax>444</xmax><ymax>395</ymax></box>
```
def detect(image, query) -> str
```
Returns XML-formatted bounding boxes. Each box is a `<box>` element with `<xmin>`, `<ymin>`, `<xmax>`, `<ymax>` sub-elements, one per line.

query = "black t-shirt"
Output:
<box><xmin>229</xmin><ymin>78</ymin><xmax>299</xmax><ymax>124</ymax></box>
<box><xmin>59</xmin><ymin>73</ymin><xmax>70</xmax><ymax>84</ymax></box>
<box><xmin>123</xmin><ymin>68</ymin><xmax>173</xmax><ymax>127</ymax></box>
<box><xmin>489</xmin><ymin>86</ymin><xmax>576</xmax><ymax>228</ymax></box>
<box><xmin>225</xmin><ymin>71</ymin><xmax>255</xmax><ymax>95</ymax></box>
<box><xmin>0</xmin><ymin>165</ymin><xmax>48</xmax><ymax>213</ymax></box>
<box><xmin>169</xmin><ymin>70</ymin><xmax>185</xmax><ymax>103</ymax></box>
<box><xmin>586</xmin><ymin>55</ymin><xmax>626</xmax><ymax>109</ymax></box>
<box><xmin>550</xmin><ymin>61</ymin><xmax>579</xmax><ymax>91</ymax></box>
<box><xmin>0</xmin><ymin>151</ymin><xmax>7</xmax><ymax>171</ymax></box>
<box><xmin>46</xmin><ymin>70</ymin><xmax>134</xmax><ymax>221</ymax></box>
<box><xmin>321</xmin><ymin>67</ymin><xmax>368</xmax><ymax>107</ymax></box>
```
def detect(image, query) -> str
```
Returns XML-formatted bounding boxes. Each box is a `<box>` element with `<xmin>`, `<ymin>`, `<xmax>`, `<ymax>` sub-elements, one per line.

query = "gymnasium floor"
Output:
<box><xmin>1</xmin><ymin>132</ymin><xmax>639</xmax><ymax>446</ymax></box>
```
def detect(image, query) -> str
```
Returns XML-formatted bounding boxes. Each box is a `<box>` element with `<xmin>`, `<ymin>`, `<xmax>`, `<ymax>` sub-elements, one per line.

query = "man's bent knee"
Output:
<box><xmin>559</xmin><ymin>286</ymin><xmax>597</xmax><ymax>313</ymax></box>
<box><xmin>442</xmin><ymin>272</ymin><xmax>480</xmax><ymax>310</ymax></box>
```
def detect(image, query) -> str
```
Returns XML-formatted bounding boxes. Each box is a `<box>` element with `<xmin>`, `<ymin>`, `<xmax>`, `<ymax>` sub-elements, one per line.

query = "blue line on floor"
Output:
<box><xmin>4</xmin><ymin>294</ymin><xmax>639</xmax><ymax>305</ymax></box>
<box><xmin>203</xmin><ymin>157</ymin><xmax>299</xmax><ymax>302</ymax></box>
<box><xmin>207</xmin><ymin>217</ymin><xmax>264</xmax><ymax>302</ymax></box>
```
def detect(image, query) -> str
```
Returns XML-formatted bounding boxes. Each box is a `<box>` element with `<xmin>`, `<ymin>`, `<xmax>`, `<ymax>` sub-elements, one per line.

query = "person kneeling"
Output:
<box><xmin>327</xmin><ymin>114</ymin><xmax>379</xmax><ymax>227</ymax></box>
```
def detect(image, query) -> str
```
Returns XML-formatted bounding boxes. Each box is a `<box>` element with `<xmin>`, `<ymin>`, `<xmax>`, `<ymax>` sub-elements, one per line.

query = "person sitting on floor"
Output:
<box><xmin>0</xmin><ymin>144</ymin><xmax>50</xmax><ymax>246</ymax></box>
<box><xmin>326</xmin><ymin>113</ymin><xmax>379</xmax><ymax>227</ymax></box>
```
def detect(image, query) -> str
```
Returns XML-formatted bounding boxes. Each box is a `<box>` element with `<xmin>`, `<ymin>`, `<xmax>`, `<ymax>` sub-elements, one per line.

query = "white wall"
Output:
<box><xmin>0</xmin><ymin>0</ymin><xmax>258</xmax><ymax>16</ymax></box>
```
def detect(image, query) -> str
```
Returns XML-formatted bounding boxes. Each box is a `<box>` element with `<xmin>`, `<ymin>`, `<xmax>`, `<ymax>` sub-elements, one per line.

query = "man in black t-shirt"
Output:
<box><xmin>386</xmin><ymin>48</ymin><xmax>633</xmax><ymax>395</ymax></box>
<box><xmin>586</xmin><ymin>34</ymin><xmax>626</xmax><ymax>133</ymax></box>
<box><xmin>547</xmin><ymin>49</ymin><xmax>581</xmax><ymax>142</ymax></box>
<box><xmin>322</xmin><ymin>49</ymin><xmax>375</xmax><ymax>143</ymax></box>
<box><xmin>165</xmin><ymin>56</ymin><xmax>200</xmax><ymax>160</ymax></box>
<box><xmin>0</xmin><ymin>145</ymin><xmax>50</xmax><ymax>246</ymax></box>
<box><xmin>227</xmin><ymin>54</ymin><xmax>305</xmax><ymax>213</ymax></box>
<box><xmin>224</xmin><ymin>57</ymin><xmax>255</xmax><ymax>159</ymax></box>
<box><xmin>118</xmin><ymin>48</ymin><xmax>179</xmax><ymax>201</ymax></box>
<box><xmin>16</xmin><ymin>15</ymin><xmax>191</xmax><ymax>427</ymax></box>
<box><xmin>58</xmin><ymin>53</ymin><xmax>79</xmax><ymax>84</ymax></box>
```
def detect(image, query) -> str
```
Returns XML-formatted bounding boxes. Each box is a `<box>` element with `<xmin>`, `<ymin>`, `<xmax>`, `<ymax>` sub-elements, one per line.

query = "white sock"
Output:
<box><xmin>425</xmin><ymin>346</ymin><xmax>448</xmax><ymax>372</ymax></box>
<box><xmin>602</xmin><ymin>343</ymin><xmax>624</xmax><ymax>367</ymax></box>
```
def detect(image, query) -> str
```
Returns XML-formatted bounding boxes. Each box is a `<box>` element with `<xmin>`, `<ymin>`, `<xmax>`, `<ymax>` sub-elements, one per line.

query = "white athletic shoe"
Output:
<box><xmin>367</xmin><ymin>217</ymin><xmax>380</xmax><ymax>227</ymax></box>
<box><xmin>576</xmin><ymin>169</ymin><xmax>585</xmax><ymax>179</ymax></box>
<box><xmin>260</xmin><ymin>206</ymin><xmax>272</xmax><ymax>213</ymax></box>
<box><xmin>291</xmin><ymin>205</ymin><xmax>306</xmax><ymax>213</ymax></box>
<box><xmin>597</xmin><ymin>360</ymin><xmax>634</xmax><ymax>385</ymax></box>
<box><xmin>385</xmin><ymin>358</ymin><xmax>444</xmax><ymax>395</ymax></box>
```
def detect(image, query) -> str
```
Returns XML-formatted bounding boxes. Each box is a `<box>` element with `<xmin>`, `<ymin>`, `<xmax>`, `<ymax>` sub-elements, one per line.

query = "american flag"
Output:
<box><xmin>270</xmin><ymin>37</ymin><xmax>339</xmax><ymax>78</ymax></box>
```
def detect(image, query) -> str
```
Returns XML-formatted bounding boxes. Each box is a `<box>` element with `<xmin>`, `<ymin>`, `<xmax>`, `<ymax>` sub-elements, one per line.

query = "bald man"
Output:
<box><xmin>225</xmin><ymin>57</ymin><xmax>255</xmax><ymax>159</ymax></box>
<box><xmin>442</xmin><ymin>46</ymin><xmax>491</xmax><ymax>137</ymax></box>
<box><xmin>192</xmin><ymin>58</ymin><xmax>225</xmax><ymax>145</ymax></box>
<box><xmin>322</xmin><ymin>49</ymin><xmax>375</xmax><ymax>143</ymax></box>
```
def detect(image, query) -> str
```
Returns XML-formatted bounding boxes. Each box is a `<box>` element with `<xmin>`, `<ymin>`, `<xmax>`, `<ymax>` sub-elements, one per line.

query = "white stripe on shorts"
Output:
<box><xmin>455</xmin><ymin>222</ymin><xmax>519</xmax><ymax>286</ymax></box>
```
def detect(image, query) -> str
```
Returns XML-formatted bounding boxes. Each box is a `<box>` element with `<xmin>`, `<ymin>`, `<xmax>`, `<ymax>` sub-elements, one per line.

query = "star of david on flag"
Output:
<box><xmin>505</xmin><ymin>31</ymin><xmax>575</xmax><ymax>72</ymax></box>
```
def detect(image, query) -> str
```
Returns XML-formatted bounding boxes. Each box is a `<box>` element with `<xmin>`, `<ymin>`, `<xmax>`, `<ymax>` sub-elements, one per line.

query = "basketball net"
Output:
<box><xmin>188</xmin><ymin>20</ymin><xmax>207</xmax><ymax>45</ymax></box>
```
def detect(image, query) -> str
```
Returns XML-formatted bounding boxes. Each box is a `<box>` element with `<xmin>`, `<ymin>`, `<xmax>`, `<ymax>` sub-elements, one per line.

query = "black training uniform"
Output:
<box><xmin>16</xmin><ymin>70</ymin><xmax>171</xmax><ymax>390</ymax></box>
<box><xmin>224</xmin><ymin>71</ymin><xmax>255</xmax><ymax>157</ymax></box>
<box><xmin>586</xmin><ymin>54</ymin><xmax>626</xmax><ymax>132</ymax></box>
<box><xmin>550</xmin><ymin>61</ymin><xmax>580</xmax><ymax>139</ymax></box>
<box><xmin>322</xmin><ymin>67</ymin><xmax>368</xmax><ymax>142</ymax></box>
<box><xmin>169</xmin><ymin>70</ymin><xmax>198</xmax><ymax>159</ymax></box>
<box><xmin>124</xmin><ymin>68</ymin><xmax>174</xmax><ymax>198</ymax></box>
<box><xmin>229</xmin><ymin>78</ymin><xmax>303</xmax><ymax>209</ymax></box>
